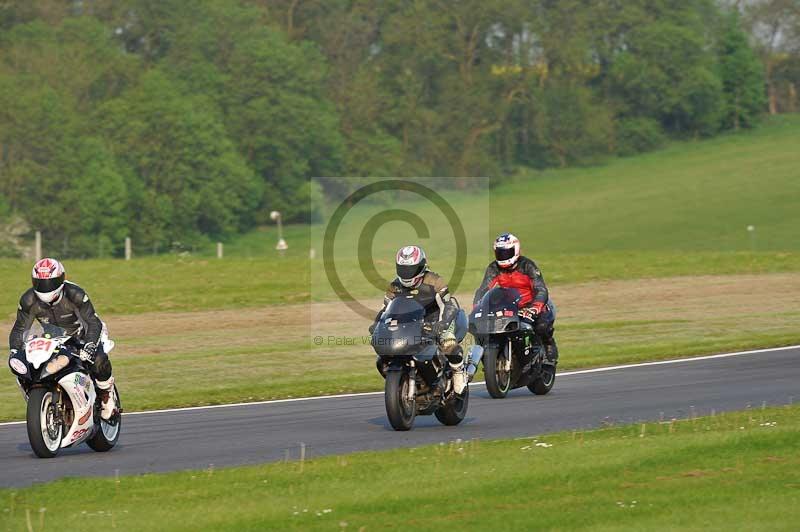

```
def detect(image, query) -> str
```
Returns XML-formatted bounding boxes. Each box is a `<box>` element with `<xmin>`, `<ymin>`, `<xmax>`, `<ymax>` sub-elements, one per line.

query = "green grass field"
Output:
<box><xmin>1</xmin><ymin>116</ymin><xmax>799</xmax><ymax>314</ymax></box>
<box><xmin>2</xmin><ymin>404</ymin><xmax>797</xmax><ymax>531</ymax></box>
<box><xmin>0</xmin><ymin>116</ymin><xmax>798</xmax><ymax>421</ymax></box>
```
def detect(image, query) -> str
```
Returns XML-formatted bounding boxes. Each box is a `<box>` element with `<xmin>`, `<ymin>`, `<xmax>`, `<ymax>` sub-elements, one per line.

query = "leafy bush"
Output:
<box><xmin>615</xmin><ymin>118</ymin><xmax>667</xmax><ymax>156</ymax></box>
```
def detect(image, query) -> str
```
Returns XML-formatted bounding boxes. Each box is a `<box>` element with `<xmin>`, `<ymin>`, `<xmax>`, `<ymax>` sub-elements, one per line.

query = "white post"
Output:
<box><xmin>747</xmin><ymin>225</ymin><xmax>756</xmax><ymax>251</ymax></box>
<box><xmin>125</xmin><ymin>237</ymin><xmax>132</xmax><ymax>261</ymax></box>
<box><xmin>270</xmin><ymin>211</ymin><xmax>288</xmax><ymax>250</ymax></box>
<box><xmin>34</xmin><ymin>231</ymin><xmax>42</xmax><ymax>261</ymax></box>
<box><xmin>216</xmin><ymin>242</ymin><xmax>223</xmax><ymax>259</ymax></box>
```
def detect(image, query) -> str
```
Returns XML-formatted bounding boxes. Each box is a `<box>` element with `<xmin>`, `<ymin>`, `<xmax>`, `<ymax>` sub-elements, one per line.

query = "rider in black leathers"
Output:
<box><xmin>8</xmin><ymin>258</ymin><xmax>118</xmax><ymax>419</ymax></box>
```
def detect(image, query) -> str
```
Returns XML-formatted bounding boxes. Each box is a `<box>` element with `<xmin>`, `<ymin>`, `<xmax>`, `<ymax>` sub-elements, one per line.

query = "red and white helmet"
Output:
<box><xmin>31</xmin><ymin>258</ymin><xmax>66</xmax><ymax>304</ymax></box>
<box><xmin>493</xmin><ymin>233</ymin><xmax>520</xmax><ymax>269</ymax></box>
<box><xmin>395</xmin><ymin>245</ymin><xmax>427</xmax><ymax>287</ymax></box>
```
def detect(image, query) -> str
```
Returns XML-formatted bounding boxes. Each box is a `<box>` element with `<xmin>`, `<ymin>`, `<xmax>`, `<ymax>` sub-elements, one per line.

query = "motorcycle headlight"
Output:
<box><xmin>44</xmin><ymin>354</ymin><xmax>69</xmax><ymax>375</ymax></box>
<box><xmin>9</xmin><ymin>357</ymin><xmax>27</xmax><ymax>376</ymax></box>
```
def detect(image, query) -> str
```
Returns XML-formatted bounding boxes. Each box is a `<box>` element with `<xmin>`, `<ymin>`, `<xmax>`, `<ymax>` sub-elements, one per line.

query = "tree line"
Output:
<box><xmin>0</xmin><ymin>0</ymin><xmax>796</xmax><ymax>257</ymax></box>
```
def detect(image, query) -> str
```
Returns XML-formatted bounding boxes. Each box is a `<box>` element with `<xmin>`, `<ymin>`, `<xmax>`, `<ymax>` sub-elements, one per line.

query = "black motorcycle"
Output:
<box><xmin>469</xmin><ymin>287</ymin><xmax>555</xmax><ymax>399</ymax></box>
<box><xmin>372</xmin><ymin>297</ymin><xmax>470</xmax><ymax>431</ymax></box>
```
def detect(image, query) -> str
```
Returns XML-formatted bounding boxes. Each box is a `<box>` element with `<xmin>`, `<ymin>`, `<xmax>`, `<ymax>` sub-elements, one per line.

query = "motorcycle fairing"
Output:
<box><xmin>25</xmin><ymin>337</ymin><xmax>69</xmax><ymax>370</ymax></box>
<box><xmin>58</xmin><ymin>371</ymin><xmax>96</xmax><ymax>447</ymax></box>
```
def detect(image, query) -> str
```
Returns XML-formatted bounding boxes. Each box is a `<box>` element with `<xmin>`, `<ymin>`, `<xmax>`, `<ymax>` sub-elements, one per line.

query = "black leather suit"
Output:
<box><xmin>9</xmin><ymin>282</ymin><xmax>111</xmax><ymax>380</ymax></box>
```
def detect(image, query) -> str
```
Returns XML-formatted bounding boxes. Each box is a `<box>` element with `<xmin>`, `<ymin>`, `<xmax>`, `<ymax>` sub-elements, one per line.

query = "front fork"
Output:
<box><xmin>406</xmin><ymin>361</ymin><xmax>417</xmax><ymax>403</ymax></box>
<box><xmin>16</xmin><ymin>378</ymin><xmax>29</xmax><ymax>401</ymax></box>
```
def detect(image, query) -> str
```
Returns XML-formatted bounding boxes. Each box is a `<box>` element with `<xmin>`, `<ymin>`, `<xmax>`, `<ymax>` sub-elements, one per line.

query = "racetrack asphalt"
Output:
<box><xmin>1</xmin><ymin>346</ymin><xmax>797</xmax><ymax>488</ymax></box>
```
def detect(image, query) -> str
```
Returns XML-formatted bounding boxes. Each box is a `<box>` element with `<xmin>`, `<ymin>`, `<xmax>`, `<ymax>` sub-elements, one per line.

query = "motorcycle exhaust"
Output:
<box><xmin>465</xmin><ymin>345</ymin><xmax>484</xmax><ymax>382</ymax></box>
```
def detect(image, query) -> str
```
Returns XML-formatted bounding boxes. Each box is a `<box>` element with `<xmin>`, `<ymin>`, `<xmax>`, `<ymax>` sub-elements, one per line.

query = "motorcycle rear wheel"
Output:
<box><xmin>435</xmin><ymin>385</ymin><xmax>469</xmax><ymax>426</ymax></box>
<box><xmin>528</xmin><ymin>365</ymin><xmax>556</xmax><ymax>395</ymax></box>
<box><xmin>87</xmin><ymin>385</ymin><xmax>122</xmax><ymax>452</ymax></box>
<box><xmin>484</xmin><ymin>345</ymin><xmax>511</xmax><ymax>398</ymax></box>
<box><xmin>385</xmin><ymin>371</ymin><xmax>416</xmax><ymax>431</ymax></box>
<box><xmin>27</xmin><ymin>387</ymin><xmax>63</xmax><ymax>458</ymax></box>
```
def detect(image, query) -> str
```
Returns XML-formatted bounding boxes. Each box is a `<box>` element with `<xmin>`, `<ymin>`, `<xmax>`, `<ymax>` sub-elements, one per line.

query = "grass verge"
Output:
<box><xmin>1</xmin><ymin>273</ymin><xmax>798</xmax><ymax>422</ymax></box>
<box><xmin>2</xmin><ymin>405</ymin><xmax>798</xmax><ymax>530</ymax></box>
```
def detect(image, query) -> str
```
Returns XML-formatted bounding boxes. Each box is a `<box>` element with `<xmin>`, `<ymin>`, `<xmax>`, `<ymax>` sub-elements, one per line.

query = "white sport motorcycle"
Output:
<box><xmin>7</xmin><ymin>324</ymin><xmax>121</xmax><ymax>458</ymax></box>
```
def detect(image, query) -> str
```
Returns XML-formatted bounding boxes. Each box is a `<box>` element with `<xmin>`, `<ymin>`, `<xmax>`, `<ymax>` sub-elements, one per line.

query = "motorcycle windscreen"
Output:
<box><xmin>372</xmin><ymin>297</ymin><xmax>426</xmax><ymax>357</ymax></box>
<box><xmin>477</xmin><ymin>287</ymin><xmax>522</xmax><ymax>312</ymax></box>
<box><xmin>471</xmin><ymin>287</ymin><xmax>522</xmax><ymax>335</ymax></box>
<box><xmin>41</xmin><ymin>323</ymin><xmax>68</xmax><ymax>338</ymax></box>
<box><xmin>22</xmin><ymin>322</ymin><xmax>68</xmax><ymax>345</ymax></box>
<box><xmin>382</xmin><ymin>297</ymin><xmax>426</xmax><ymax>323</ymax></box>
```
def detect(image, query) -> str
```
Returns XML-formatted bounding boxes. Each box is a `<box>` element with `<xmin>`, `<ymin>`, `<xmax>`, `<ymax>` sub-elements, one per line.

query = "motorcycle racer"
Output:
<box><xmin>370</xmin><ymin>245</ymin><xmax>468</xmax><ymax>393</ymax></box>
<box><xmin>8</xmin><ymin>258</ymin><xmax>118</xmax><ymax>420</ymax></box>
<box><xmin>473</xmin><ymin>233</ymin><xmax>558</xmax><ymax>366</ymax></box>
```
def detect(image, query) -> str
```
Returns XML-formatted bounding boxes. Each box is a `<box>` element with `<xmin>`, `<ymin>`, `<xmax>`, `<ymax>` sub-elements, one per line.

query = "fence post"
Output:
<box><xmin>125</xmin><ymin>237</ymin><xmax>132</xmax><ymax>261</ymax></box>
<box><xmin>217</xmin><ymin>242</ymin><xmax>223</xmax><ymax>259</ymax></box>
<box><xmin>34</xmin><ymin>231</ymin><xmax>42</xmax><ymax>261</ymax></box>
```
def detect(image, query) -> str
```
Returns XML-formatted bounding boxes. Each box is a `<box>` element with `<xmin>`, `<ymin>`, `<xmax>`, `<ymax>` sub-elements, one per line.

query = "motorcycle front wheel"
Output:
<box><xmin>27</xmin><ymin>387</ymin><xmax>63</xmax><ymax>458</ymax></box>
<box><xmin>484</xmin><ymin>345</ymin><xmax>511</xmax><ymax>398</ymax></box>
<box><xmin>385</xmin><ymin>370</ymin><xmax>416</xmax><ymax>431</ymax></box>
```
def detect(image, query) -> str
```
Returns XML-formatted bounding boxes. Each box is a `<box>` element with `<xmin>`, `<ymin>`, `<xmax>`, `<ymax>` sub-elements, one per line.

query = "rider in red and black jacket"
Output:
<box><xmin>473</xmin><ymin>233</ymin><xmax>558</xmax><ymax>365</ymax></box>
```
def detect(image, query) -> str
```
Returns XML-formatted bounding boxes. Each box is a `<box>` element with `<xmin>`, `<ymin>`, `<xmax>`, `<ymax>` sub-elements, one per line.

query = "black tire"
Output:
<box><xmin>27</xmin><ymin>387</ymin><xmax>63</xmax><ymax>458</ymax></box>
<box><xmin>528</xmin><ymin>365</ymin><xmax>556</xmax><ymax>395</ymax></box>
<box><xmin>435</xmin><ymin>385</ymin><xmax>469</xmax><ymax>426</ymax></box>
<box><xmin>87</xmin><ymin>385</ymin><xmax>121</xmax><ymax>452</ymax></box>
<box><xmin>484</xmin><ymin>345</ymin><xmax>511</xmax><ymax>399</ymax></box>
<box><xmin>385</xmin><ymin>370</ymin><xmax>416</xmax><ymax>431</ymax></box>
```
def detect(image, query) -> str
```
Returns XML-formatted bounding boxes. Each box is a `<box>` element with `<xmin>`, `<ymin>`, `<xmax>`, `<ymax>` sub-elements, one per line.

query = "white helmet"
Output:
<box><xmin>493</xmin><ymin>233</ymin><xmax>520</xmax><ymax>269</ymax></box>
<box><xmin>395</xmin><ymin>245</ymin><xmax>427</xmax><ymax>287</ymax></box>
<box><xmin>31</xmin><ymin>258</ymin><xmax>66</xmax><ymax>304</ymax></box>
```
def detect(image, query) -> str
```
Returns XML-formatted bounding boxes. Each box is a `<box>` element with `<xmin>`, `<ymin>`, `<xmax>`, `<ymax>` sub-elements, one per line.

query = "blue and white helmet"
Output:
<box><xmin>493</xmin><ymin>233</ymin><xmax>520</xmax><ymax>269</ymax></box>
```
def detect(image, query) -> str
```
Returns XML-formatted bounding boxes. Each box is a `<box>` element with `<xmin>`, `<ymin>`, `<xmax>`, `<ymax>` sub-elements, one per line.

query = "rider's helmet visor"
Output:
<box><xmin>494</xmin><ymin>246</ymin><xmax>516</xmax><ymax>262</ymax></box>
<box><xmin>32</xmin><ymin>274</ymin><xmax>65</xmax><ymax>294</ymax></box>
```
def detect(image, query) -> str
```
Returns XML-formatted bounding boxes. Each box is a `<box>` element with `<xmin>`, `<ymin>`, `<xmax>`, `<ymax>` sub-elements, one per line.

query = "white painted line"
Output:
<box><xmin>0</xmin><ymin>344</ymin><xmax>797</xmax><ymax>428</ymax></box>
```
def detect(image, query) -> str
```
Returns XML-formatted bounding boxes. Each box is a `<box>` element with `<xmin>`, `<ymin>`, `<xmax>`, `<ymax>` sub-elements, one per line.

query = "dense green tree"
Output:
<box><xmin>99</xmin><ymin>70</ymin><xmax>262</xmax><ymax>250</ymax></box>
<box><xmin>743</xmin><ymin>0</ymin><xmax>800</xmax><ymax>114</ymax></box>
<box><xmin>609</xmin><ymin>20</ymin><xmax>724</xmax><ymax>135</ymax></box>
<box><xmin>718</xmin><ymin>11</ymin><xmax>767</xmax><ymax>129</ymax></box>
<box><xmin>0</xmin><ymin>0</ymin><xmax>773</xmax><ymax>256</ymax></box>
<box><xmin>66</xmin><ymin>138</ymin><xmax>130</xmax><ymax>257</ymax></box>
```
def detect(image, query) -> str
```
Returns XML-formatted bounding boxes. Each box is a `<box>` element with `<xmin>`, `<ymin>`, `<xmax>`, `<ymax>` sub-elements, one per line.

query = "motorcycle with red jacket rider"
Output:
<box><xmin>473</xmin><ymin>233</ymin><xmax>558</xmax><ymax>366</ymax></box>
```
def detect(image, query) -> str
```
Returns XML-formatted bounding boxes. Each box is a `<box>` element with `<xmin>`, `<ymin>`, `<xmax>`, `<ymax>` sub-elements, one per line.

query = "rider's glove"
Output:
<box><xmin>421</xmin><ymin>322</ymin><xmax>439</xmax><ymax>338</ymax></box>
<box><xmin>79</xmin><ymin>342</ymin><xmax>97</xmax><ymax>364</ymax></box>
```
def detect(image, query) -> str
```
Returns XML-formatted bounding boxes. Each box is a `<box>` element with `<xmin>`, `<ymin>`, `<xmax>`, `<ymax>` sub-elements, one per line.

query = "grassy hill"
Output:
<box><xmin>1</xmin><ymin>116</ymin><xmax>798</xmax><ymax>314</ymax></box>
<box><xmin>493</xmin><ymin>115</ymin><xmax>800</xmax><ymax>253</ymax></box>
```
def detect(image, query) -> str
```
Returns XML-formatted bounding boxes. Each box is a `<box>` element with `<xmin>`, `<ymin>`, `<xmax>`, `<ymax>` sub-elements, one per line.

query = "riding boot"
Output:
<box><xmin>450</xmin><ymin>361</ymin><xmax>468</xmax><ymax>394</ymax></box>
<box><xmin>543</xmin><ymin>337</ymin><xmax>559</xmax><ymax>366</ymax></box>
<box><xmin>96</xmin><ymin>376</ymin><xmax>117</xmax><ymax>420</ymax></box>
